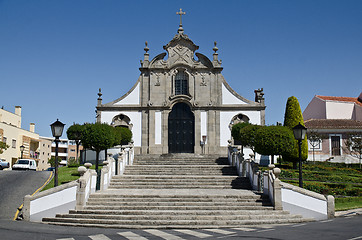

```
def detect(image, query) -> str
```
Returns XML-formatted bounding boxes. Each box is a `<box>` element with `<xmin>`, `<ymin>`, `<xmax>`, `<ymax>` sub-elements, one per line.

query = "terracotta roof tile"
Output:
<box><xmin>305</xmin><ymin>119</ymin><xmax>362</xmax><ymax>129</ymax></box>
<box><xmin>316</xmin><ymin>94</ymin><xmax>362</xmax><ymax>107</ymax></box>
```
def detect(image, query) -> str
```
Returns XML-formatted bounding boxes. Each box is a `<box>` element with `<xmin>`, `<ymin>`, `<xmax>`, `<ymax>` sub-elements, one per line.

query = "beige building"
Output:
<box><xmin>0</xmin><ymin>106</ymin><xmax>46</xmax><ymax>169</ymax></box>
<box><xmin>38</xmin><ymin>137</ymin><xmax>52</xmax><ymax>170</ymax></box>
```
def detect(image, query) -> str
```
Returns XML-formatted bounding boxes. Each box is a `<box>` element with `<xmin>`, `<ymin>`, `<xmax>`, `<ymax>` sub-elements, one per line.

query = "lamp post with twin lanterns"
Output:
<box><xmin>20</xmin><ymin>145</ymin><xmax>25</xmax><ymax>159</ymax></box>
<box><xmin>292</xmin><ymin>122</ymin><xmax>307</xmax><ymax>188</ymax></box>
<box><xmin>50</xmin><ymin>119</ymin><xmax>65</xmax><ymax>187</ymax></box>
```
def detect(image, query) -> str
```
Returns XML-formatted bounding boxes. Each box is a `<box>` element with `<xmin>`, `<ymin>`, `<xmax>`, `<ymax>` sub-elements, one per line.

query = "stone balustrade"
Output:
<box><xmin>227</xmin><ymin>145</ymin><xmax>334</xmax><ymax>220</ymax></box>
<box><xmin>23</xmin><ymin>144</ymin><xmax>134</xmax><ymax>222</ymax></box>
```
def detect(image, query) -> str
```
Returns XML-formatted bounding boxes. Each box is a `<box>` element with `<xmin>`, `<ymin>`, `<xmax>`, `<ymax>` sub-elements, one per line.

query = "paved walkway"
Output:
<box><xmin>335</xmin><ymin>208</ymin><xmax>362</xmax><ymax>217</ymax></box>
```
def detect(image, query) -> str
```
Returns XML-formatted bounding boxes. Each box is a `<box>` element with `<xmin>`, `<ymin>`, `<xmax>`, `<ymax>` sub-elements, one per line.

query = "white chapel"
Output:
<box><xmin>96</xmin><ymin>9</ymin><xmax>266</xmax><ymax>155</ymax></box>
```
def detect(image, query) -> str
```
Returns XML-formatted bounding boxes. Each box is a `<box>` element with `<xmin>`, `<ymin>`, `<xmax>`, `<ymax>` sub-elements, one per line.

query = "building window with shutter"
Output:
<box><xmin>12</xmin><ymin>139</ymin><xmax>16</xmax><ymax>148</ymax></box>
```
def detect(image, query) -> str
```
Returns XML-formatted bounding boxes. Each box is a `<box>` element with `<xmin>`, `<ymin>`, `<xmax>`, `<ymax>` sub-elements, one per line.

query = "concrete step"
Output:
<box><xmin>85</xmin><ymin>200</ymin><xmax>271</xmax><ymax>207</ymax></box>
<box><xmin>83</xmin><ymin>205</ymin><xmax>274</xmax><ymax>211</ymax></box>
<box><xmin>43</xmin><ymin>217</ymin><xmax>311</xmax><ymax>228</ymax></box>
<box><xmin>86</xmin><ymin>197</ymin><xmax>270</xmax><ymax>204</ymax></box>
<box><xmin>88</xmin><ymin>193</ymin><xmax>265</xmax><ymax>200</ymax></box>
<box><xmin>68</xmin><ymin>209</ymin><xmax>284</xmax><ymax>216</ymax></box>
<box><xmin>133</xmin><ymin>159</ymin><xmax>229</xmax><ymax>165</ymax></box>
<box><xmin>41</xmin><ymin>154</ymin><xmax>312</xmax><ymax>228</ymax></box>
<box><xmin>111</xmin><ymin>175</ymin><xmax>244</xmax><ymax>180</ymax></box>
<box><xmin>108</xmin><ymin>185</ymin><xmax>251</xmax><ymax>189</ymax></box>
<box><xmin>54</xmin><ymin>213</ymin><xmax>300</xmax><ymax>221</ymax></box>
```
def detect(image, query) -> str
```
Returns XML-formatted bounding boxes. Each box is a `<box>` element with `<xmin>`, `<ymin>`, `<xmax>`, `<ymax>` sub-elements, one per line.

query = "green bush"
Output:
<box><xmin>114</xmin><ymin>127</ymin><xmax>133</xmax><ymax>145</ymax></box>
<box><xmin>254</xmin><ymin>126</ymin><xmax>295</xmax><ymax>157</ymax></box>
<box><xmin>283</xmin><ymin>96</ymin><xmax>308</xmax><ymax>166</ymax></box>
<box><xmin>231</xmin><ymin>122</ymin><xmax>250</xmax><ymax>142</ymax></box>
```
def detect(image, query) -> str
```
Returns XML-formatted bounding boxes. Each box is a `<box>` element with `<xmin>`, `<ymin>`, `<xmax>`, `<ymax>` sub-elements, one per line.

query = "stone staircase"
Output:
<box><xmin>42</xmin><ymin>154</ymin><xmax>310</xmax><ymax>228</ymax></box>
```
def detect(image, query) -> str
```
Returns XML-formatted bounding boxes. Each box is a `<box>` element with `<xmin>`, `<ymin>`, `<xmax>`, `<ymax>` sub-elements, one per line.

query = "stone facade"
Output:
<box><xmin>96</xmin><ymin>15</ymin><xmax>265</xmax><ymax>155</ymax></box>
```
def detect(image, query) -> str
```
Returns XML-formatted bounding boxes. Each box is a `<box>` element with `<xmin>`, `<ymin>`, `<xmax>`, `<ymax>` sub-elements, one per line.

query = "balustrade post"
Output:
<box><xmin>118</xmin><ymin>152</ymin><xmax>124</xmax><ymax>175</ymax></box>
<box><xmin>272</xmin><ymin>167</ymin><xmax>283</xmax><ymax>210</ymax></box>
<box><xmin>76</xmin><ymin>166</ymin><xmax>88</xmax><ymax>210</ymax></box>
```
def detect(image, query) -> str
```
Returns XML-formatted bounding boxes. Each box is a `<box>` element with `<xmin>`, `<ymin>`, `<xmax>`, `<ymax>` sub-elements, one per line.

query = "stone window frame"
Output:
<box><xmin>111</xmin><ymin>114</ymin><xmax>133</xmax><ymax>130</ymax></box>
<box><xmin>172</xmin><ymin>68</ymin><xmax>190</xmax><ymax>96</ymax></box>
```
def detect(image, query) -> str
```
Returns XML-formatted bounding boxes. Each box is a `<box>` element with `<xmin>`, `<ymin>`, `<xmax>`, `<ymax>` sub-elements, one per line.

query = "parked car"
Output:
<box><xmin>46</xmin><ymin>167</ymin><xmax>55</xmax><ymax>171</ymax></box>
<box><xmin>0</xmin><ymin>159</ymin><xmax>10</xmax><ymax>170</ymax></box>
<box><xmin>12</xmin><ymin>159</ymin><xmax>37</xmax><ymax>171</ymax></box>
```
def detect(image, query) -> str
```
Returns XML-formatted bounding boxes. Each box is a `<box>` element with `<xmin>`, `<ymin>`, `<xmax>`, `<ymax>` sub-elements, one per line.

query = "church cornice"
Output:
<box><xmin>96</xmin><ymin>104</ymin><xmax>265</xmax><ymax>112</ymax></box>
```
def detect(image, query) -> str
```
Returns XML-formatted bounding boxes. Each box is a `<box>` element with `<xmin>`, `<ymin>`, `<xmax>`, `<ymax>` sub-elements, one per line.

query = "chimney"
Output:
<box><xmin>30</xmin><ymin>123</ymin><xmax>35</xmax><ymax>133</ymax></box>
<box><xmin>15</xmin><ymin>106</ymin><xmax>22</xmax><ymax>116</ymax></box>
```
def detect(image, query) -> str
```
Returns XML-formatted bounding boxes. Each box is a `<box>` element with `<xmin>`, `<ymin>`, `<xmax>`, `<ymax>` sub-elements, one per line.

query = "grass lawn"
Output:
<box><xmin>265</xmin><ymin>161</ymin><xmax>362</xmax><ymax>211</ymax></box>
<box><xmin>42</xmin><ymin>166</ymin><xmax>80</xmax><ymax>191</ymax></box>
<box><xmin>42</xmin><ymin>165</ymin><xmax>102</xmax><ymax>191</ymax></box>
<box><xmin>335</xmin><ymin>196</ymin><xmax>362</xmax><ymax>211</ymax></box>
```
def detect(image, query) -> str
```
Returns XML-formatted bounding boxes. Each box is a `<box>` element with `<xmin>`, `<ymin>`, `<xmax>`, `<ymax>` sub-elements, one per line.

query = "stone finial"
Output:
<box><xmin>84</xmin><ymin>162</ymin><xmax>92</xmax><ymax>169</ymax></box>
<box><xmin>213</xmin><ymin>41</ymin><xmax>218</xmax><ymax>53</ymax></box>
<box><xmin>141</xmin><ymin>41</ymin><xmax>150</xmax><ymax>67</ymax></box>
<box><xmin>273</xmin><ymin>167</ymin><xmax>281</xmax><ymax>179</ymax></box>
<box><xmin>213</xmin><ymin>41</ymin><xmax>219</xmax><ymax>62</ymax></box>
<box><xmin>97</xmin><ymin>88</ymin><xmax>102</xmax><ymax>106</ymax></box>
<box><xmin>78</xmin><ymin>166</ymin><xmax>87</xmax><ymax>176</ymax></box>
<box><xmin>268</xmin><ymin>164</ymin><xmax>275</xmax><ymax>170</ymax></box>
<box><xmin>144</xmin><ymin>41</ymin><xmax>149</xmax><ymax>53</ymax></box>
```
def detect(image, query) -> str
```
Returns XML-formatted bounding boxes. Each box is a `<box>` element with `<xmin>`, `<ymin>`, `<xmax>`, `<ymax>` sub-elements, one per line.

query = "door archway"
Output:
<box><xmin>168</xmin><ymin>102</ymin><xmax>195</xmax><ymax>153</ymax></box>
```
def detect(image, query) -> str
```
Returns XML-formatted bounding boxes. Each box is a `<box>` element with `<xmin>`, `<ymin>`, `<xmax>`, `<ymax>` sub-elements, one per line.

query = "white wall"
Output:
<box><xmin>155</xmin><ymin>111</ymin><xmax>162</xmax><ymax>145</ymax></box>
<box><xmin>221</xmin><ymin>83</ymin><xmax>247</xmax><ymax>105</ymax></box>
<box><xmin>219</xmin><ymin>111</ymin><xmax>261</xmax><ymax>147</ymax></box>
<box><xmin>326</xmin><ymin>102</ymin><xmax>354</xmax><ymax>119</ymax></box>
<box><xmin>201</xmin><ymin>111</ymin><xmax>207</xmax><ymax>143</ymax></box>
<box><xmin>101</xmin><ymin>111</ymin><xmax>142</xmax><ymax>147</ymax></box>
<box><xmin>281</xmin><ymin>188</ymin><xmax>327</xmax><ymax>220</ymax></box>
<box><xmin>29</xmin><ymin>185</ymin><xmax>77</xmax><ymax>221</ymax></box>
<box><xmin>114</xmin><ymin>83</ymin><xmax>140</xmax><ymax>105</ymax></box>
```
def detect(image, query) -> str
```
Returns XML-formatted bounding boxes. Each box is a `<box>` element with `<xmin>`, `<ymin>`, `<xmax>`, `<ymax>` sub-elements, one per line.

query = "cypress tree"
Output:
<box><xmin>283</xmin><ymin>96</ymin><xmax>308</xmax><ymax>168</ymax></box>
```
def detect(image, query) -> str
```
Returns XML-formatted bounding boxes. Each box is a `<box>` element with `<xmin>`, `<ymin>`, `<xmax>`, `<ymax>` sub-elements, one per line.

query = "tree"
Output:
<box><xmin>66</xmin><ymin>123</ymin><xmax>84</xmax><ymax>164</ymax></box>
<box><xmin>239</xmin><ymin>124</ymin><xmax>262</xmax><ymax>155</ymax></box>
<box><xmin>113</xmin><ymin>127</ymin><xmax>133</xmax><ymax>145</ymax></box>
<box><xmin>81</xmin><ymin>123</ymin><xmax>115</xmax><ymax>190</ymax></box>
<box><xmin>254</xmin><ymin>126</ymin><xmax>295</xmax><ymax>164</ymax></box>
<box><xmin>283</xmin><ymin>96</ymin><xmax>308</xmax><ymax>168</ymax></box>
<box><xmin>307</xmin><ymin>131</ymin><xmax>327</xmax><ymax>163</ymax></box>
<box><xmin>231</xmin><ymin>122</ymin><xmax>250</xmax><ymax>144</ymax></box>
<box><xmin>48</xmin><ymin>156</ymin><xmax>61</xmax><ymax>168</ymax></box>
<box><xmin>344</xmin><ymin>132</ymin><xmax>362</xmax><ymax>169</ymax></box>
<box><xmin>0</xmin><ymin>142</ymin><xmax>9</xmax><ymax>154</ymax></box>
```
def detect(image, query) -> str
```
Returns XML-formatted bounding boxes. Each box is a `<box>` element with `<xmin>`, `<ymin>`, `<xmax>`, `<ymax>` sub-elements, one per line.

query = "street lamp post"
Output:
<box><xmin>20</xmin><ymin>145</ymin><xmax>25</xmax><ymax>159</ymax></box>
<box><xmin>50</xmin><ymin>119</ymin><xmax>65</xmax><ymax>187</ymax></box>
<box><xmin>293</xmin><ymin>122</ymin><xmax>307</xmax><ymax>188</ymax></box>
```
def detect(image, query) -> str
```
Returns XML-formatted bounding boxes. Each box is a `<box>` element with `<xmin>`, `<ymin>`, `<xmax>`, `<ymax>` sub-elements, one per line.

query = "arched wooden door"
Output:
<box><xmin>168</xmin><ymin>103</ymin><xmax>195</xmax><ymax>153</ymax></box>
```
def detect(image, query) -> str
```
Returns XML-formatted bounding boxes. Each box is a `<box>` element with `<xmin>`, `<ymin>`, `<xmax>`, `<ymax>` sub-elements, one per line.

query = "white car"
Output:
<box><xmin>12</xmin><ymin>159</ymin><xmax>37</xmax><ymax>171</ymax></box>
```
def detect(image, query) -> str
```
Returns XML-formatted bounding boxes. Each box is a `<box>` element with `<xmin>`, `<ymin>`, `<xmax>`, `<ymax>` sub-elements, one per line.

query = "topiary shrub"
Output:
<box><xmin>254</xmin><ymin>125</ymin><xmax>295</xmax><ymax>164</ymax></box>
<box><xmin>283</xmin><ymin>96</ymin><xmax>308</xmax><ymax>168</ymax></box>
<box><xmin>239</xmin><ymin>124</ymin><xmax>262</xmax><ymax>155</ymax></box>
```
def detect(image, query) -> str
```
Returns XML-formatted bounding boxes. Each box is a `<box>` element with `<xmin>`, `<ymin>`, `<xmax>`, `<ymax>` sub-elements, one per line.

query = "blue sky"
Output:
<box><xmin>1</xmin><ymin>0</ymin><xmax>361</xmax><ymax>138</ymax></box>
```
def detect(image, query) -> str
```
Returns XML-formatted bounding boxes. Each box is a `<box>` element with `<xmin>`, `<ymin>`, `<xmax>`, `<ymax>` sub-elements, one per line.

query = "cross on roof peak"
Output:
<box><xmin>176</xmin><ymin>8</ymin><xmax>186</xmax><ymax>33</ymax></box>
